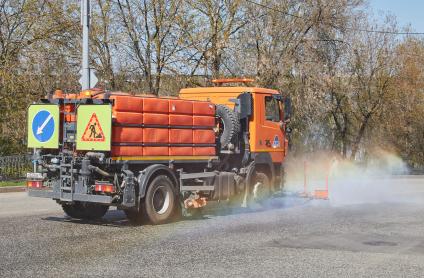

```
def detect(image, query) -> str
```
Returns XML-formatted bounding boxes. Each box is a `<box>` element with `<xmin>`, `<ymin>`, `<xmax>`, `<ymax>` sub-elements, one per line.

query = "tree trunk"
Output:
<box><xmin>350</xmin><ymin>114</ymin><xmax>371</xmax><ymax>160</ymax></box>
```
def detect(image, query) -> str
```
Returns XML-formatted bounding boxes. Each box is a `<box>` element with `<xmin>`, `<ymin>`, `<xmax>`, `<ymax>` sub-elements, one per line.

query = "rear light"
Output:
<box><xmin>63</xmin><ymin>104</ymin><xmax>76</xmax><ymax>122</ymax></box>
<box><xmin>94</xmin><ymin>183</ymin><xmax>115</xmax><ymax>193</ymax></box>
<box><xmin>27</xmin><ymin>180</ymin><xmax>44</xmax><ymax>188</ymax></box>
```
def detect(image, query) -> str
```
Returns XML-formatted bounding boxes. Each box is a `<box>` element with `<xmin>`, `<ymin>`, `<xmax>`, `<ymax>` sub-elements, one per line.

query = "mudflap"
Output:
<box><xmin>122</xmin><ymin>170</ymin><xmax>136</xmax><ymax>208</ymax></box>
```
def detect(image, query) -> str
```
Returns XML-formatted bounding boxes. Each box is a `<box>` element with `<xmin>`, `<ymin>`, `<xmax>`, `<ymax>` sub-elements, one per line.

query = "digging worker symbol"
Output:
<box><xmin>81</xmin><ymin>113</ymin><xmax>105</xmax><ymax>142</ymax></box>
<box><xmin>89</xmin><ymin>122</ymin><xmax>101</xmax><ymax>139</ymax></box>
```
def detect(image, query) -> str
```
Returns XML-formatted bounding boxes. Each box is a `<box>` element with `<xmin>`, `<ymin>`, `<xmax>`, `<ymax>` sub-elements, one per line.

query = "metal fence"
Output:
<box><xmin>0</xmin><ymin>154</ymin><xmax>32</xmax><ymax>181</ymax></box>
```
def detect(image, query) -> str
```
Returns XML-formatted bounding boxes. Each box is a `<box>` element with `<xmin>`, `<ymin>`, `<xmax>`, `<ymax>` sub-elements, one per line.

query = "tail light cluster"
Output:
<box><xmin>94</xmin><ymin>182</ymin><xmax>115</xmax><ymax>193</ymax></box>
<box><xmin>27</xmin><ymin>180</ymin><xmax>44</xmax><ymax>188</ymax></box>
<box><xmin>26</xmin><ymin>173</ymin><xmax>44</xmax><ymax>189</ymax></box>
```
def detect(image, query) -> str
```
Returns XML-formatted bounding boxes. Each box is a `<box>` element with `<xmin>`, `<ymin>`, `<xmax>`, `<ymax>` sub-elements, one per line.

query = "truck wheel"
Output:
<box><xmin>142</xmin><ymin>175</ymin><xmax>177</xmax><ymax>225</ymax></box>
<box><xmin>278</xmin><ymin>165</ymin><xmax>285</xmax><ymax>191</ymax></box>
<box><xmin>251</xmin><ymin>171</ymin><xmax>271</xmax><ymax>205</ymax></box>
<box><xmin>216</xmin><ymin>104</ymin><xmax>240</xmax><ymax>148</ymax></box>
<box><xmin>62</xmin><ymin>202</ymin><xmax>108</xmax><ymax>220</ymax></box>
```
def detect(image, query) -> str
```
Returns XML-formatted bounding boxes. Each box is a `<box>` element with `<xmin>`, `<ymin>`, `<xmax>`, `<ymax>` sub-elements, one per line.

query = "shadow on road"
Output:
<box><xmin>42</xmin><ymin>209</ymin><xmax>133</xmax><ymax>228</ymax></box>
<box><xmin>41</xmin><ymin>194</ymin><xmax>311</xmax><ymax>227</ymax></box>
<box><xmin>186</xmin><ymin>193</ymin><xmax>312</xmax><ymax>220</ymax></box>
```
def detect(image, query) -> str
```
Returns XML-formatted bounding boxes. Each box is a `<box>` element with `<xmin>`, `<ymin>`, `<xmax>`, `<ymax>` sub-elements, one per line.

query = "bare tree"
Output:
<box><xmin>116</xmin><ymin>0</ymin><xmax>184</xmax><ymax>95</ymax></box>
<box><xmin>347</xmin><ymin>18</ymin><xmax>399</xmax><ymax>159</ymax></box>
<box><xmin>91</xmin><ymin>0</ymin><xmax>117</xmax><ymax>90</ymax></box>
<box><xmin>0</xmin><ymin>0</ymin><xmax>80</xmax><ymax>154</ymax></box>
<box><xmin>181</xmin><ymin>0</ymin><xmax>245</xmax><ymax>80</ymax></box>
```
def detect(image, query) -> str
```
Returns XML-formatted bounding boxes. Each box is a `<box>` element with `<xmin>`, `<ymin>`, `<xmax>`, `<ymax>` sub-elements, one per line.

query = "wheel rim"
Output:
<box><xmin>152</xmin><ymin>186</ymin><xmax>170</xmax><ymax>215</ymax></box>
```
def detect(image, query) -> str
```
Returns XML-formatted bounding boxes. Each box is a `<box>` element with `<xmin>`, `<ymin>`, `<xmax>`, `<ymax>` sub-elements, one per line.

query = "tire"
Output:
<box><xmin>278</xmin><ymin>165</ymin><xmax>285</xmax><ymax>191</ymax></box>
<box><xmin>142</xmin><ymin>175</ymin><xmax>177</xmax><ymax>225</ymax></box>
<box><xmin>228</xmin><ymin>177</ymin><xmax>247</xmax><ymax>208</ymax></box>
<box><xmin>236</xmin><ymin>167</ymin><xmax>272</xmax><ymax>209</ymax></box>
<box><xmin>62</xmin><ymin>202</ymin><xmax>109</xmax><ymax>220</ymax></box>
<box><xmin>252</xmin><ymin>172</ymin><xmax>271</xmax><ymax>203</ymax></box>
<box><xmin>216</xmin><ymin>104</ymin><xmax>240</xmax><ymax>148</ymax></box>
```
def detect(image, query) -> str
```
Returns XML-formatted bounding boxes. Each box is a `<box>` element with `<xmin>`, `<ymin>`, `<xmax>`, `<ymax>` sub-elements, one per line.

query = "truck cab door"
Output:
<box><xmin>254</xmin><ymin>94</ymin><xmax>286</xmax><ymax>161</ymax></box>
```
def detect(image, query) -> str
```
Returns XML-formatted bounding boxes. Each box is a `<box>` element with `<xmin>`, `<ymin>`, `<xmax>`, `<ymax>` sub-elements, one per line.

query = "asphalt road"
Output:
<box><xmin>1</xmin><ymin>176</ymin><xmax>424</xmax><ymax>277</ymax></box>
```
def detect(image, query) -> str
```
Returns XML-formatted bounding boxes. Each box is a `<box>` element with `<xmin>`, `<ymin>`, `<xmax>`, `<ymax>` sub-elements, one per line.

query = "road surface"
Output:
<box><xmin>1</xmin><ymin>176</ymin><xmax>424</xmax><ymax>277</ymax></box>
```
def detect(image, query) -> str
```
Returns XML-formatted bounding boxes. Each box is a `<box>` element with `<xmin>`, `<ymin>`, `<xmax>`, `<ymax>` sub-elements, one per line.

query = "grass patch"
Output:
<box><xmin>0</xmin><ymin>180</ymin><xmax>26</xmax><ymax>187</ymax></box>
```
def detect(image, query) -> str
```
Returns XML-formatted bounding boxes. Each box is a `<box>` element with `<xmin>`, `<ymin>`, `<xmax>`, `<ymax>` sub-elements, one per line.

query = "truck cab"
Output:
<box><xmin>180</xmin><ymin>79</ymin><xmax>291</xmax><ymax>185</ymax></box>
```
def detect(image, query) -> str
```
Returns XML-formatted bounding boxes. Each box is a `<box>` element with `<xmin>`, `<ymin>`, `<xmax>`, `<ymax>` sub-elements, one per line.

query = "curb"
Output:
<box><xmin>0</xmin><ymin>186</ymin><xmax>26</xmax><ymax>193</ymax></box>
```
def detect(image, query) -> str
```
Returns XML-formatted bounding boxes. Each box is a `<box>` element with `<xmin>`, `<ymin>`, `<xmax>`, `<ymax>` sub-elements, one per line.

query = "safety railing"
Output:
<box><xmin>0</xmin><ymin>154</ymin><xmax>32</xmax><ymax>181</ymax></box>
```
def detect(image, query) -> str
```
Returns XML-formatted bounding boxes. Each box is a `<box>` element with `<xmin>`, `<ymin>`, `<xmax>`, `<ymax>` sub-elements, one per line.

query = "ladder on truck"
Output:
<box><xmin>59</xmin><ymin>161</ymin><xmax>74</xmax><ymax>202</ymax></box>
<box><xmin>59</xmin><ymin>97</ymin><xmax>78</xmax><ymax>202</ymax></box>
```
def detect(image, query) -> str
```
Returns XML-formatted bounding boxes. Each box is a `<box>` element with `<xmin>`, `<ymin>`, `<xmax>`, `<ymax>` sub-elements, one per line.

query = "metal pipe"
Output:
<box><xmin>81</xmin><ymin>0</ymin><xmax>90</xmax><ymax>90</ymax></box>
<box><xmin>85</xmin><ymin>152</ymin><xmax>105</xmax><ymax>162</ymax></box>
<box><xmin>304</xmin><ymin>161</ymin><xmax>307</xmax><ymax>195</ymax></box>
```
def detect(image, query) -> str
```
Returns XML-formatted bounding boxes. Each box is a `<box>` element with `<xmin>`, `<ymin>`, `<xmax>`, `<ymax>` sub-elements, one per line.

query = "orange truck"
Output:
<box><xmin>26</xmin><ymin>79</ymin><xmax>291</xmax><ymax>224</ymax></box>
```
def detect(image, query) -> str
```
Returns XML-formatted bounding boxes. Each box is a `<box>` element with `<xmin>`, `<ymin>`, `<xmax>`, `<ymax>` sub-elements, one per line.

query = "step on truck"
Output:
<box><xmin>26</xmin><ymin>79</ymin><xmax>291</xmax><ymax>224</ymax></box>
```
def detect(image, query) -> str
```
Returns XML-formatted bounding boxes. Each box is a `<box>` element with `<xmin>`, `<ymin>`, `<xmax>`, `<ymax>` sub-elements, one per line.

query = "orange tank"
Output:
<box><xmin>93</xmin><ymin>94</ymin><xmax>216</xmax><ymax>158</ymax></box>
<box><xmin>111</xmin><ymin>95</ymin><xmax>143</xmax><ymax>113</ymax></box>
<box><xmin>113</xmin><ymin>112</ymin><xmax>143</xmax><ymax>124</ymax></box>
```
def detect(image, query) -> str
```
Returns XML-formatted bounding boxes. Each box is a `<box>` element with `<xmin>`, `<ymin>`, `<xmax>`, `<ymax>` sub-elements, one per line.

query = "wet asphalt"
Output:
<box><xmin>1</xmin><ymin>176</ymin><xmax>424</xmax><ymax>277</ymax></box>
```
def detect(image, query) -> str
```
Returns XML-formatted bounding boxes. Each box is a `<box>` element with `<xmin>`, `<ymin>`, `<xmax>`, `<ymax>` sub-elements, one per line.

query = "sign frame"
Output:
<box><xmin>76</xmin><ymin>104</ymin><xmax>112</xmax><ymax>151</ymax></box>
<box><xmin>27</xmin><ymin>104</ymin><xmax>60</xmax><ymax>149</ymax></box>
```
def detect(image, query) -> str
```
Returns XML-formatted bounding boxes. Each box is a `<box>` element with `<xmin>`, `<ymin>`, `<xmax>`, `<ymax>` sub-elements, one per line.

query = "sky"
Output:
<box><xmin>370</xmin><ymin>0</ymin><xmax>424</xmax><ymax>32</ymax></box>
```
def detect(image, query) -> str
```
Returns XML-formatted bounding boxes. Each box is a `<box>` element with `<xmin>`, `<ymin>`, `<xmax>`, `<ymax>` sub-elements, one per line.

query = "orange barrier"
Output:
<box><xmin>313</xmin><ymin>162</ymin><xmax>330</xmax><ymax>199</ymax></box>
<box><xmin>301</xmin><ymin>160</ymin><xmax>330</xmax><ymax>200</ymax></box>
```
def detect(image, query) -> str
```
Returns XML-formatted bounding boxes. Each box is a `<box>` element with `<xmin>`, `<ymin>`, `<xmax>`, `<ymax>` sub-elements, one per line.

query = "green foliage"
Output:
<box><xmin>0</xmin><ymin>180</ymin><xmax>26</xmax><ymax>187</ymax></box>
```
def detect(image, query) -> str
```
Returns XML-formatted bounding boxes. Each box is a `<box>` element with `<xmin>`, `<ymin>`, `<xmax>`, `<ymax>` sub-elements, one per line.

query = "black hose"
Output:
<box><xmin>88</xmin><ymin>165</ymin><xmax>112</xmax><ymax>177</ymax></box>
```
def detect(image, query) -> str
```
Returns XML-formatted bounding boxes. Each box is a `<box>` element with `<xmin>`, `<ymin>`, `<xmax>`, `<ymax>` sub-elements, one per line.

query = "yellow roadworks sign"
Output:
<box><xmin>76</xmin><ymin>105</ymin><xmax>111</xmax><ymax>151</ymax></box>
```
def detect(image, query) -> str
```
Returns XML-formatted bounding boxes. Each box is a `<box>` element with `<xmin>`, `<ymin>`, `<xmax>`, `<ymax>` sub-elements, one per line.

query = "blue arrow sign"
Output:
<box><xmin>32</xmin><ymin>110</ymin><xmax>55</xmax><ymax>142</ymax></box>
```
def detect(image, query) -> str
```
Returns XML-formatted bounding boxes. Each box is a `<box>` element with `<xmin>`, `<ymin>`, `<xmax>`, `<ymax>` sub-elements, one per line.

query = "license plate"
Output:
<box><xmin>26</xmin><ymin>172</ymin><xmax>43</xmax><ymax>180</ymax></box>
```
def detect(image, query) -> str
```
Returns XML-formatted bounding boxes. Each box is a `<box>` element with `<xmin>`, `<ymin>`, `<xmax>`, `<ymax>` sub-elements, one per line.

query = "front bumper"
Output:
<box><xmin>28</xmin><ymin>189</ymin><xmax>113</xmax><ymax>204</ymax></box>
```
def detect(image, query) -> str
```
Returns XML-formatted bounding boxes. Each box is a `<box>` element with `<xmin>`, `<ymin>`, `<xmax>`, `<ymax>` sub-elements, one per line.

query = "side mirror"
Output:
<box><xmin>284</xmin><ymin>97</ymin><xmax>292</xmax><ymax>122</ymax></box>
<box><xmin>285</xmin><ymin>126</ymin><xmax>292</xmax><ymax>134</ymax></box>
<box><xmin>237</xmin><ymin>93</ymin><xmax>253</xmax><ymax>120</ymax></box>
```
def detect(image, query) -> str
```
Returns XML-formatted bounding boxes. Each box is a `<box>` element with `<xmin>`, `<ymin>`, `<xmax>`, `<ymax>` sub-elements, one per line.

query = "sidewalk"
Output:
<box><xmin>0</xmin><ymin>186</ymin><xmax>26</xmax><ymax>193</ymax></box>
